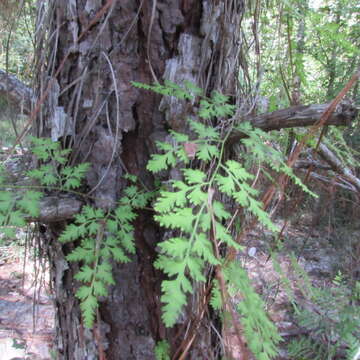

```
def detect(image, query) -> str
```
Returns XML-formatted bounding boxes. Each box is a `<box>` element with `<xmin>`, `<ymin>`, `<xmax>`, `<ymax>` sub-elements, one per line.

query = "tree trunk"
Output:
<box><xmin>34</xmin><ymin>1</ymin><xmax>247</xmax><ymax>359</ymax></box>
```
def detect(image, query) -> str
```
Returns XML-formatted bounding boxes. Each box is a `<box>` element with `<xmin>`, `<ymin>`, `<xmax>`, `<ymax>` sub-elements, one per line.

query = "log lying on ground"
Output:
<box><xmin>0</xmin><ymin>69</ymin><xmax>33</xmax><ymax>115</ymax></box>
<box><xmin>229</xmin><ymin>102</ymin><xmax>358</xmax><ymax>143</ymax></box>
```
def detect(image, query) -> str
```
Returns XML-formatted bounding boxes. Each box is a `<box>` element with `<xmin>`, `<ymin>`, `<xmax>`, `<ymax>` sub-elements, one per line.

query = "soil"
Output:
<box><xmin>0</xmin><ymin>245</ymin><xmax>54</xmax><ymax>360</ymax></box>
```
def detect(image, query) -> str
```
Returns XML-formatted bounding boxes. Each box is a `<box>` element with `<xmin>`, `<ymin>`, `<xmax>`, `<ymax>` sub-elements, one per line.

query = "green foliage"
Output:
<box><xmin>27</xmin><ymin>137</ymin><xmax>90</xmax><ymax>190</ymax></box>
<box><xmin>137</xmin><ymin>80</ymin><xmax>291</xmax><ymax>358</ymax></box>
<box><xmin>0</xmin><ymin>165</ymin><xmax>42</xmax><ymax>237</ymax></box>
<box><xmin>287</xmin><ymin>258</ymin><xmax>360</xmax><ymax>360</ymax></box>
<box><xmin>59</xmin><ymin>180</ymin><xmax>149</xmax><ymax>328</ymax></box>
<box><xmin>210</xmin><ymin>279</ymin><xmax>222</xmax><ymax>311</ymax></box>
<box><xmin>154</xmin><ymin>340</ymin><xmax>171</xmax><ymax>360</ymax></box>
<box><xmin>225</xmin><ymin>261</ymin><xmax>282</xmax><ymax>360</ymax></box>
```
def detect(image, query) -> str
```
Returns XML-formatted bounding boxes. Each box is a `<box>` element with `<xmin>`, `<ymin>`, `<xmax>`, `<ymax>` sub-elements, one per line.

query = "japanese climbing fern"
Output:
<box><xmin>59</xmin><ymin>174</ymin><xmax>152</xmax><ymax>328</ymax></box>
<box><xmin>130</xmin><ymin>81</ymin><xmax>317</xmax><ymax>360</ymax></box>
<box><xmin>0</xmin><ymin>136</ymin><xmax>90</xmax><ymax>237</ymax></box>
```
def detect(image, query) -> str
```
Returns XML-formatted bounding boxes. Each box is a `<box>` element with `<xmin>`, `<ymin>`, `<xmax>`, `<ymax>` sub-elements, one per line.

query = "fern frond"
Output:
<box><xmin>225</xmin><ymin>261</ymin><xmax>282</xmax><ymax>359</ymax></box>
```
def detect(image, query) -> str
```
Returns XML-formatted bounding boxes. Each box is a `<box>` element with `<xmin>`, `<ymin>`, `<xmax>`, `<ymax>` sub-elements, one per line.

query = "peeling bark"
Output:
<box><xmin>23</xmin><ymin>1</ymin><xmax>358</xmax><ymax>360</ymax></box>
<box><xmin>0</xmin><ymin>71</ymin><xmax>357</xmax><ymax>139</ymax></box>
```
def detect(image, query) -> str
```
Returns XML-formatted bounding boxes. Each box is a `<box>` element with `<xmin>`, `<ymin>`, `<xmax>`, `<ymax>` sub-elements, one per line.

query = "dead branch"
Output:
<box><xmin>301</xmin><ymin>170</ymin><xmax>357</xmax><ymax>192</ymax></box>
<box><xmin>229</xmin><ymin>102</ymin><xmax>358</xmax><ymax>143</ymax></box>
<box><xmin>317</xmin><ymin>143</ymin><xmax>360</xmax><ymax>193</ymax></box>
<box><xmin>33</xmin><ymin>196</ymin><xmax>83</xmax><ymax>222</ymax></box>
<box><xmin>0</xmin><ymin>69</ymin><xmax>33</xmax><ymax>115</ymax></box>
<box><xmin>294</xmin><ymin>159</ymin><xmax>332</xmax><ymax>170</ymax></box>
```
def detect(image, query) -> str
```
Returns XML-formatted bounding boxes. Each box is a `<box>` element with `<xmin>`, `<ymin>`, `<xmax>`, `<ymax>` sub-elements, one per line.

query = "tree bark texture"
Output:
<box><xmin>31</xmin><ymin>1</ymin><xmax>357</xmax><ymax>359</ymax></box>
<box><xmin>34</xmin><ymin>1</ymin><xmax>248</xmax><ymax>359</ymax></box>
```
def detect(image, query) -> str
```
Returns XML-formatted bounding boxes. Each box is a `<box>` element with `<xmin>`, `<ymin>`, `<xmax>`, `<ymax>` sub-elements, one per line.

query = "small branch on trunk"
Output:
<box><xmin>229</xmin><ymin>102</ymin><xmax>358</xmax><ymax>143</ymax></box>
<box><xmin>0</xmin><ymin>69</ymin><xmax>33</xmax><ymax>115</ymax></box>
<box><xmin>28</xmin><ymin>196</ymin><xmax>83</xmax><ymax>223</ymax></box>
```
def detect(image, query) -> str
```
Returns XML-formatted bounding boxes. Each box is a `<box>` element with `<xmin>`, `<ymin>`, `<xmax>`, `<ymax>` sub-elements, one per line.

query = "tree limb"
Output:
<box><xmin>229</xmin><ymin>102</ymin><xmax>358</xmax><ymax>143</ymax></box>
<box><xmin>317</xmin><ymin>143</ymin><xmax>360</xmax><ymax>193</ymax></box>
<box><xmin>0</xmin><ymin>69</ymin><xmax>33</xmax><ymax>115</ymax></box>
<box><xmin>33</xmin><ymin>196</ymin><xmax>83</xmax><ymax>222</ymax></box>
<box><xmin>0</xmin><ymin>68</ymin><xmax>358</xmax><ymax>135</ymax></box>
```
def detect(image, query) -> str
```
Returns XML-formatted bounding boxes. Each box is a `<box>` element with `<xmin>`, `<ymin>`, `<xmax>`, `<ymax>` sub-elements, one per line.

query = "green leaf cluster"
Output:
<box><xmin>59</xmin><ymin>179</ymin><xmax>150</xmax><ymax>328</ymax></box>
<box><xmin>147</xmin><ymin>116</ymin><xmax>286</xmax><ymax>329</ymax></box>
<box><xmin>225</xmin><ymin>261</ymin><xmax>282</xmax><ymax>360</ymax></box>
<box><xmin>154</xmin><ymin>340</ymin><xmax>171</xmax><ymax>360</ymax></box>
<box><xmin>0</xmin><ymin>166</ymin><xmax>42</xmax><ymax>236</ymax></box>
<box><xmin>237</xmin><ymin>122</ymin><xmax>317</xmax><ymax>198</ymax></box>
<box><xmin>27</xmin><ymin>137</ymin><xmax>89</xmax><ymax>190</ymax></box>
<box><xmin>286</xmin><ymin>257</ymin><xmax>360</xmax><ymax>360</ymax></box>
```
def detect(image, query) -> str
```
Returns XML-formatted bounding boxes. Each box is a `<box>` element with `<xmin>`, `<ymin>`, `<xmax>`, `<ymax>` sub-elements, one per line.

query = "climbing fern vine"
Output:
<box><xmin>0</xmin><ymin>81</ymin><xmax>318</xmax><ymax>360</ymax></box>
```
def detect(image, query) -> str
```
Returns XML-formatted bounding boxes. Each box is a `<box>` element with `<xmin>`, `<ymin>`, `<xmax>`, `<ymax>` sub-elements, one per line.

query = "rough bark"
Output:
<box><xmin>23</xmin><ymin>1</ymin><xmax>359</xmax><ymax>360</ymax></box>
<box><xmin>1</xmin><ymin>69</ymin><xmax>357</xmax><ymax>141</ymax></box>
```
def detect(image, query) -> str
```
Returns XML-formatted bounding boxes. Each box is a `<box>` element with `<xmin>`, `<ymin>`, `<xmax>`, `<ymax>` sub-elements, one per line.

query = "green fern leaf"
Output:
<box><xmin>109</xmin><ymin>246</ymin><xmax>130</xmax><ymax>263</ymax></box>
<box><xmin>160</xmin><ymin>277</ymin><xmax>189</xmax><ymax>327</ymax></box>
<box><xmin>17</xmin><ymin>191</ymin><xmax>42</xmax><ymax>216</ymax></box>
<box><xmin>154</xmin><ymin>255</ymin><xmax>186</xmax><ymax>277</ymax></box>
<box><xmin>196</xmin><ymin>143</ymin><xmax>219</xmax><ymax>161</ymax></box>
<box><xmin>226</xmin><ymin>160</ymin><xmax>254</xmax><ymax>181</ymax></box>
<box><xmin>95</xmin><ymin>262</ymin><xmax>115</xmax><ymax>285</ymax></box>
<box><xmin>192</xmin><ymin>233</ymin><xmax>221</xmax><ymax>265</ymax></box>
<box><xmin>189</xmin><ymin>120</ymin><xmax>219</xmax><ymax>140</ymax></box>
<box><xmin>61</xmin><ymin>163</ymin><xmax>90</xmax><ymax>189</ymax></box>
<box><xmin>114</xmin><ymin>204</ymin><xmax>136</xmax><ymax>222</ymax></box>
<box><xmin>183</xmin><ymin>80</ymin><xmax>204</xmax><ymax>96</ymax></box>
<box><xmin>215</xmin><ymin>174</ymin><xmax>235</xmax><ymax>195</ymax></box>
<box><xmin>158</xmin><ymin>237</ymin><xmax>189</xmax><ymax>258</ymax></box>
<box><xmin>147</xmin><ymin>152</ymin><xmax>176</xmax><ymax>173</ymax></box>
<box><xmin>183</xmin><ymin>169</ymin><xmax>207</xmax><ymax>184</ymax></box>
<box><xmin>59</xmin><ymin>224</ymin><xmax>83</xmax><ymax>243</ymax></box>
<box><xmin>212</xmin><ymin>201</ymin><xmax>231</xmax><ymax>220</ymax></box>
<box><xmin>186</xmin><ymin>187</ymin><xmax>208</xmax><ymax>205</ymax></box>
<box><xmin>0</xmin><ymin>191</ymin><xmax>13</xmax><ymax>212</ymax></box>
<box><xmin>169</xmin><ymin>130</ymin><xmax>189</xmax><ymax>143</ymax></box>
<box><xmin>79</xmin><ymin>293</ymin><xmax>98</xmax><ymax>328</ymax></box>
<box><xmin>215</xmin><ymin>222</ymin><xmax>243</xmax><ymax>250</ymax></box>
<box><xmin>76</xmin><ymin>285</ymin><xmax>92</xmax><ymax>300</ymax></box>
<box><xmin>67</xmin><ymin>246</ymin><xmax>96</xmax><ymax>264</ymax></box>
<box><xmin>187</xmin><ymin>256</ymin><xmax>206</xmax><ymax>282</ymax></box>
<box><xmin>154</xmin><ymin>188</ymin><xmax>187</xmax><ymax>213</ymax></box>
<box><xmin>210</xmin><ymin>280</ymin><xmax>222</xmax><ymax>310</ymax></box>
<box><xmin>154</xmin><ymin>340</ymin><xmax>171</xmax><ymax>360</ymax></box>
<box><xmin>118</xmin><ymin>229</ymin><xmax>135</xmax><ymax>253</ymax></box>
<box><xmin>155</xmin><ymin>207</ymin><xmax>195</xmax><ymax>233</ymax></box>
<box><xmin>74</xmin><ymin>265</ymin><xmax>93</xmax><ymax>282</ymax></box>
<box><xmin>9</xmin><ymin>211</ymin><xmax>26</xmax><ymax>227</ymax></box>
<box><xmin>93</xmin><ymin>280</ymin><xmax>108</xmax><ymax>297</ymax></box>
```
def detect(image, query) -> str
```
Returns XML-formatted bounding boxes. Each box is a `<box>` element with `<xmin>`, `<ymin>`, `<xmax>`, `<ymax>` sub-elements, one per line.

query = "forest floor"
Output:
<box><xmin>0</xmin><ymin>243</ymin><xmax>54</xmax><ymax>360</ymax></box>
<box><xmin>0</xmin><ymin>216</ymin><xmax>356</xmax><ymax>360</ymax></box>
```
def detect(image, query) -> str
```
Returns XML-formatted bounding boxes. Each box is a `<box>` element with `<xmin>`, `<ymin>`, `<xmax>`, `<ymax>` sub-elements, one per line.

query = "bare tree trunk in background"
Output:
<box><xmin>34</xmin><ymin>1</ymin><xmax>248</xmax><ymax>359</ymax></box>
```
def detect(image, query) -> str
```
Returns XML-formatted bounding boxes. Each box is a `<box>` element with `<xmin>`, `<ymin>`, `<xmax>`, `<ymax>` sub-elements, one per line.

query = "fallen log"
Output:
<box><xmin>317</xmin><ymin>143</ymin><xmax>360</xmax><ymax>193</ymax></box>
<box><xmin>0</xmin><ymin>69</ymin><xmax>33</xmax><ymax>115</ymax></box>
<box><xmin>229</xmin><ymin>102</ymin><xmax>358</xmax><ymax>143</ymax></box>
